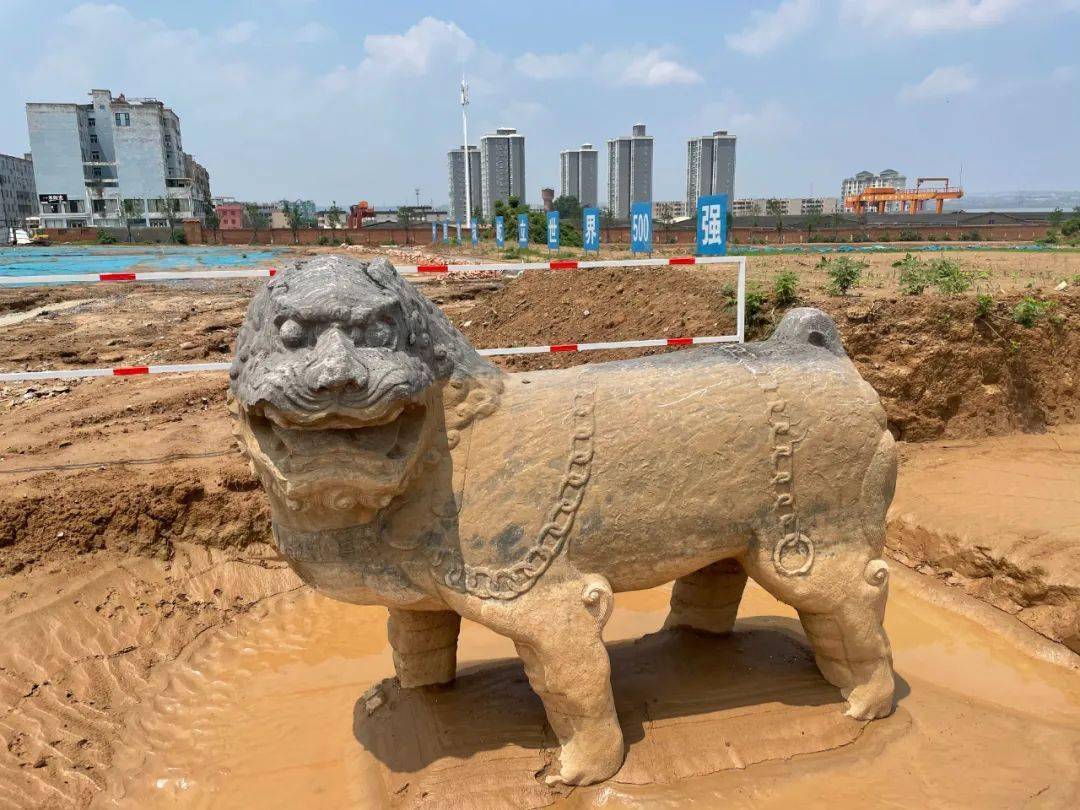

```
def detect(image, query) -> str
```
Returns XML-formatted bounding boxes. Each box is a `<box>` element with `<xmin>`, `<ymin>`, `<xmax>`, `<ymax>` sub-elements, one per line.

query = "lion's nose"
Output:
<box><xmin>309</xmin><ymin>328</ymin><xmax>369</xmax><ymax>393</ymax></box>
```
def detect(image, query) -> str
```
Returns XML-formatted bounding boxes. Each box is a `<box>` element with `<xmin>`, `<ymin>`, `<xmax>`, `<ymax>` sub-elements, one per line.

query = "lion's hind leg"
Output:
<box><xmin>664</xmin><ymin>558</ymin><xmax>748</xmax><ymax>634</ymax></box>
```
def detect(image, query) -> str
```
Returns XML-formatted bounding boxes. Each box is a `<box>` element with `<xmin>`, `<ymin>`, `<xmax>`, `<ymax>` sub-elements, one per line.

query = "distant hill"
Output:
<box><xmin>944</xmin><ymin>191</ymin><xmax>1080</xmax><ymax>212</ymax></box>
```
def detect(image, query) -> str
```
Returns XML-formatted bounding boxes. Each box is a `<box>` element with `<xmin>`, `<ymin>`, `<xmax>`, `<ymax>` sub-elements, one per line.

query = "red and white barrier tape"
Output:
<box><xmin>0</xmin><ymin>255</ymin><xmax>740</xmax><ymax>286</ymax></box>
<box><xmin>0</xmin><ymin>335</ymin><xmax>740</xmax><ymax>382</ymax></box>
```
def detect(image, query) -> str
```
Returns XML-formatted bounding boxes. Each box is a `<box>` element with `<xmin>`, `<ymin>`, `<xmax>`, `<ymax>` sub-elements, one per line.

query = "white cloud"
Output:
<box><xmin>899</xmin><ymin>65</ymin><xmax>979</xmax><ymax>100</ymax></box>
<box><xmin>726</xmin><ymin>0</ymin><xmax>819</xmax><ymax>56</ymax></box>
<box><xmin>697</xmin><ymin>94</ymin><xmax>796</xmax><ymax>141</ymax></box>
<box><xmin>360</xmin><ymin>16</ymin><xmax>473</xmax><ymax>76</ymax></box>
<box><xmin>841</xmin><ymin>0</ymin><xmax>1026</xmax><ymax>34</ymax></box>
<box><xmin>515</xmin><ymin>46</ymin><xmax>700</xmax><ymax>87</ymax></box>
<box><xmin>295</xmin><ymin>21</ymin><xmax>332</xmax><ymax>44</ymax></box>
<box><xmin>218</xmin><ymin>20</ymin><xmax>257</xmax><ymax>44</ymax></box>
<box><xmin>613</xmin><ymin>50</ymin><xmax>701</xmax><ymax>86</ymax></box>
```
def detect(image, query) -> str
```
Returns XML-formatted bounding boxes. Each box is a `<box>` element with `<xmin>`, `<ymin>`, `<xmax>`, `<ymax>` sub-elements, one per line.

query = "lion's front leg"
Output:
<box><xmin>387</xmin><ymin>608</ymin><xmax>461</xmax><ymax>688</ymax></box>
<box><xmin>513</xmin><ymin>577</ymin><xmax>624</xmax><ymax>787</ymax></box>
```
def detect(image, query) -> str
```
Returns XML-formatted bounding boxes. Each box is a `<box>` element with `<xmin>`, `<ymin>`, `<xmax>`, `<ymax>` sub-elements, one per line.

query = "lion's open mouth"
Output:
<box><xmin>244</xmin><ymin>397</ymin><xmax>431</xmax><ymax>501</ymax></box>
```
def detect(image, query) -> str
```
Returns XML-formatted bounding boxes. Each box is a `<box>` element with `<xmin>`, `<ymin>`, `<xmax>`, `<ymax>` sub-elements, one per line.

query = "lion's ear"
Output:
<box><xmin>365</xmin><ymin>258</ymin><xmax>401</xmax><ymax>290</ymax></box>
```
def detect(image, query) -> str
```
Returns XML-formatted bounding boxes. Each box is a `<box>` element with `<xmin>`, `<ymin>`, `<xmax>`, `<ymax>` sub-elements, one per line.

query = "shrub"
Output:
<box><xmin>169</xmin><ymin>231</ymin><xmax>187</xmax><ymax>244</ymax></box>
<box><xmin>898</xmin><ymin>228</ymin><xmax>922</xmax><ymax>241</ymax></box>
<box><xmin>317</xmin><ymin>235</ymin><xmax>331</xmax><ymax>245</ymax></box>
<box><xmin>959</xmin><ymin>230</ymin><xmax>981</xmax><ymax>241</ymax></box>
<box><xmin>976</xmin><ymin>293</ymin><xmax>994</xmax><ymax>318</ymax></box>
<box><xmin>1011</xmin><ymin>296</ymin><xmax>1054</xmax><ymax>327</ymax></box>
<box><xmin>929</xmin><ymin>258</ymin><xmax>972</xmax><ymax>294</ymax></box>
<box><xmin>894</xmin><ymin>253</ymin><xmax>929</xmax><ymax>295</ymax></box>
<box><xmin>96</xmin><ymin>229</ymin><xmax>117</xmax><ymax>244</ymax></box>
<box><xmin>821</xmin><ymin>255</ymin><xmax>866</xmax><ymax>295</ymax></box>
<box><xmin>773</xmin><ymin>271</ymin><xmax>799</xmax><ymax>307</ymax></box>
<box><xmin>744</xmin><ymin>284</ymin><xmax>766</xmax><ymax>324</ymax></box>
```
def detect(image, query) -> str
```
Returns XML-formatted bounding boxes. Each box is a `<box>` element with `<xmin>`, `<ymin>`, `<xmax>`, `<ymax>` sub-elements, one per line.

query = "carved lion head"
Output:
<box><xmin>229</xmin><ymin>255</ymin><xmax>502</xmax><ymax>524</ymax></box>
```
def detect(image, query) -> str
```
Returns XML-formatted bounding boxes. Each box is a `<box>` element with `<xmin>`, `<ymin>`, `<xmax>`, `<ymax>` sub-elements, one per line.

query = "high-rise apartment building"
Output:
<box><xmin>0</xmin><ymin>152</ymin><xmax>36</xmax><ymax>228</ymax></box>
<box><xmin>559</xmin><ymin>143</ymin><xmax>598</xmax><ymax>207</ymax></box>
<box><xmin>479</xmin><ymin>127</ymin><xmax>526</xmax><ymax>218</ymax></box>
<box><xmin>686</xmin><ymin>130</ymin><xmax>736</xmax><ymax>213</ymax></box>
<box><xmin>447</xmin><ymin>145</ymin><xmax>481</xmax><ymax>223</ymax></box>
<box><xmin>841</xmin><ymin>169</ymin><xmax>907</xmax><ymax>213</ymax></box>
<box><xmin>26</xmin><ymin>89</ymin><xmax>211</xmax><ymax>228</ymax></box>
<box><xmin>607</xmin><ymin>124</ymin><xmax>653</xmax><ymax>220</ymax></box>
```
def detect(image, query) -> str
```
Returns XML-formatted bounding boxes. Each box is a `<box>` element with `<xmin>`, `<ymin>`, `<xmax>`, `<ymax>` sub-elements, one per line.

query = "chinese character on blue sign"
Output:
<box><xmin>431</xmin><ymin>222</ymin><xmax>437</xmax><ymax>244</ymax></box>
<box><xmin>517</xmin><ymin>213</ymin><xmax>529</xmax><ymax>247</ymax></box>
<box><xmin>696</xmin><ymin>194</ymin><xmax>728</xmax><ymax>256</ymax></box>
<box><xmin>582</xmin><ymin>208</ymin><xmax>600</xmax><ymax>252</ymax></box>
<box><xmin>546</xmin><ymin>211</ymin><xmax>560</xmax><ymax>251</ymax></box>
<box><xmin>630</xmin><ymin>201</ymin><xmax>652</xmax><ymax>254</ymax></box>
<box><xmin>455</xmin><ymin>220</ymin><xmax>461</xmax><ymax>243</ymax></box>
<box><xmin>471</xmin><ymin>218</ymin><xmax>478</xmax><ymax>245</ymax></box>
<box><xmin>442</xmin><ymin>221</ymin><xmax>448</xmax><ymax>243</ymax></box>
<box><xmin>495</xmin><ymin>216</ymin><xmax>505</xmax><ymax>248</ymax></box>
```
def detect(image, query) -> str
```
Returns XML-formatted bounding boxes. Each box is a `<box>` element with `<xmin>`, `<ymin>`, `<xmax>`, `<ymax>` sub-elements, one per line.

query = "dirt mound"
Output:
<box><xmin>450</xmin><ymin>270</ymin><xmax>1078</xmax><ymax>441</ymax></box>
<box><xmin>0</xmin><ymin>462</ymin><xmax>269</xmax><ymax>575</ymax></box>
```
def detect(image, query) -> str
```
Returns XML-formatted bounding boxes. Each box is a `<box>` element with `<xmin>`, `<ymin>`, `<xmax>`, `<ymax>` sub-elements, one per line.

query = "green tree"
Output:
<box><xmin>397</xmin><ymin>205</ymin><xmax>422</xmax><ymax>245</ymax></box>
<box><xmin>553</xmin><ymin>195</ymin><xmax>582</xmax><ymax>222</ymax></box>
<box><xmin>244</xmin><ymin>203</ymin><xmax>268</xmax><ymax>245</ymax></box>
<box><xmin>203</xmin><ymin>201</ymin><xmax>220</xmax><ymax>233</ymax></box>
<box><xmin>765</xmin><ymin>198</ymin><xmax>786</xmax><ymax>244</ymax></box>
<box><xmin>283</xmin><ymin>201</ymin><xmax>304</xmax><ymax>244</ymax></box>
<box><xmin>327</xmin><ymin>201</ymin><xmax>343</xmax><ymax>233</ymax></box>
<box><xmin>1049</xmin><ymin>207</ymin><xmax>1064</xmax><ymax>227</ymax></box>
<box><xmin>804</xmin><ymin>211</ymin><xmax>824</xmax><ymax>238</ymax></box>
<box><xmin>121</xmin><ymin>198</ymin><xmax>141</xmax><ymax>243</ymax></box>
<box><xmin>162</xmin><ymin>196</ymin><xmax>181</xmax><ymax>241</ymax></box>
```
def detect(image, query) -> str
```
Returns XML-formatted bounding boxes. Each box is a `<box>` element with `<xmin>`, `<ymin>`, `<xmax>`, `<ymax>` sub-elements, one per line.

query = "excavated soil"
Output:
<box><xmin>1</xmin><ymin>251</ymin><xmax>1079</xmax><ymax>807</ymax></box>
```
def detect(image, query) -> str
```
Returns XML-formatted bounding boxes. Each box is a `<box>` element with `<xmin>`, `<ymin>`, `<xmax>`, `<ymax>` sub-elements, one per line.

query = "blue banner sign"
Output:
<box><xmin>442</xmin><ymin>220</ymin><xmax>448</xmax><ymax>243</ymax></box>
<box><xmin>517</xmin><ymin>213</ymin><xmax>529</xmax><ymax>248</ymax></box>
<box><xmin>695</xmin><ymin>194</ymin><xmax>728</xmax><ymax>256</ymax></box>
<box><xmin>471</xmin><ymin>218</ymin><xmax>479</xmax><ymax>245</ymax></box>
<box><xmin>630</xmin><ymin>201</ymin><xmax>652</xmax><ymax>254</ymax></box>
<box><xmin>546</xmin><ymin>210</ymin><xmax>560</xmax><ymax>251</ymax></box>
<box><xmin>582</xmin><ymin>207</ymin><xmax>600</xmax><ymax>252</ymax></box>
<box><xmin>495</xmin><ymin>215</ymin><xmax>505</xmax><ymax>248</ymax></box>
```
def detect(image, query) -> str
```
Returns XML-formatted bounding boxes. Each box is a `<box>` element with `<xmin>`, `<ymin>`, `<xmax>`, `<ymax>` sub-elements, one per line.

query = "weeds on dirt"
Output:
<box><xmin>1011</xmin><ymin>296</ymin><xmax>1055</xmax><ymax>328</ymax></box>
<box><xmin>893</xmin><ymin>253</ymin><xmax>973</xmax><ymax>295</ymax></box>
<box><xmin>96</xmin><ymin>229</ymin><xmax>117</xmax><ymax>245</ymax></box>
<box><xmin>773</xmin><ymin>271</ymin><xmax>799</xmax><ymax>307</ymax></box>
<box><xmin>820</xmin><ymin>256</ymin><xmax>866</xmax><ymax>295</ymax></box>
<box><xmin>976</xmin><ymin>293</ymin><xmax>994</xmax><ymax>318</ymax></box>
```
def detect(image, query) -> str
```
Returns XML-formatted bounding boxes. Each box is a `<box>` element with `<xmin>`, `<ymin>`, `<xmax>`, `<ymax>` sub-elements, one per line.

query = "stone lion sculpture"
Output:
<box><xmin>229</xmin><ymin>255</ymin><xmax>897</xmax><ymax>786</ymax></box>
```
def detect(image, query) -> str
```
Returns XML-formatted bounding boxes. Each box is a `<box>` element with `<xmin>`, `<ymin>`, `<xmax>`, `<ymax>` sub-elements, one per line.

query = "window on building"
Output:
<box><xmin>92</xmin><ymin>168</ymin><xmax>101</xmax><ymax>178</ymax></box>
<box><xmin>68</xmin><ymin>201</ymin><xmax>83</xmax><ymax>213</ymax></box>
<box><xmin>115</xmin><ymin>112</ymin><xmax>130</xmax><ymax>127</ymax></box>
<box><xmin>89</xmin><ymin>134</ymin><xmax>98</xmax><ymax>144</ymax></box>
<box><xmin>91</xmin><ymin>151</ymin><xmax>100</xmax><ymax>161</ymax></box>
<box><xmin>87</xmin><ymin>117</ymin><xmax>95</xmax><ymax>127</ymax></box>
<box><xmin>123</xmin><ymin>198</ymin><xmax>144</xmax><ymax>214</ymax></box>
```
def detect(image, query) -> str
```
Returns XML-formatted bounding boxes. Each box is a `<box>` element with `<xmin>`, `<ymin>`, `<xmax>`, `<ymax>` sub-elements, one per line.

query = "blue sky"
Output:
<box><xmin>1</xmin><ymin>0</ymin><xmax>1078</xmax><ymax>206</ymax></box>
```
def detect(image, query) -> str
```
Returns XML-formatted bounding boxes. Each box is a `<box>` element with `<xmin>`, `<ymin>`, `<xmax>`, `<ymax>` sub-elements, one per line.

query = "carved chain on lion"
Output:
<box><xmin>726</xmin><ymin>348</ymin><xmax>814</xmax><ymax>577</ymax></box>
<box><xmin>429</xmin><ymin>388</ymin><xmax>596</xmax><ymax>599</ymax></box>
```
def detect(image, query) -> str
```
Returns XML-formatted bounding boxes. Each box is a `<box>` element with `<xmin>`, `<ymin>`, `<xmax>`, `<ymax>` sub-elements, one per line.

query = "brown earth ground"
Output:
<box><xmin>1</xmin><ymin>247</ymin><xmax>1079</xmax><ymax>807</ymax></box>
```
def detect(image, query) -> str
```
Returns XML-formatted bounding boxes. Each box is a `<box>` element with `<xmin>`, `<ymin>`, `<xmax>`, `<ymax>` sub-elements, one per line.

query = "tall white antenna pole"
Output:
<box><xmin>460</xmin><ymin>76</ymin><xmax>471</xmax><ymax>229</ymax></box>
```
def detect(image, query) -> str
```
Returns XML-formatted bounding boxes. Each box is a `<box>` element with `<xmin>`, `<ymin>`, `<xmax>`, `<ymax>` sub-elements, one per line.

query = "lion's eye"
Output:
<box><xmin>365</xmin><ymin>319</ymin><xmax>397</xmax><ymax>348</ymax></box>
<box><xmin>279</xmin><ymin>319</ymin><xmax>305</xmax><ymax>348</ymax></box>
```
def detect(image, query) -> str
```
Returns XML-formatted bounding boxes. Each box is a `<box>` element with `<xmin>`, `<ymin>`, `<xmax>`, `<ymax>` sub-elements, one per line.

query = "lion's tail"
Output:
<box><xmin>768</xmin><ymin>307</ymin><xmax>847</xmax><ymax>359</ymax></box>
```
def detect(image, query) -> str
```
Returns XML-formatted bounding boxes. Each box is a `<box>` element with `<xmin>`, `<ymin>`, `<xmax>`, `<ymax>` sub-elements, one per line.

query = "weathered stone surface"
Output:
<box><xmin>229</xmin><ymin>255</ymin><xmax>899</xmax><ymax>786</ymax></box>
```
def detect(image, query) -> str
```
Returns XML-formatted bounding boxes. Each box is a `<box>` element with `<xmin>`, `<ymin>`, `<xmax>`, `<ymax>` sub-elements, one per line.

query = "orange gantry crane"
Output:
<box><xmin>845</xmin><ymin>177</ymin><xmax>964</xmax><ymax>215</ymax></box>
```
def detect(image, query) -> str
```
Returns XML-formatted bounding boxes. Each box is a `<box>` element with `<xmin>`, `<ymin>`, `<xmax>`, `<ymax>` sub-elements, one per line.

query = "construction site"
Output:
<box><xmin>844</xmin><ymin>177</ymin><xmax>965</xmax><ymax>215</ymax></box>
<box><xmin>0</xmin><ymin>237</ymin><xmax>1077</xmax><ymax>808</ymax></box>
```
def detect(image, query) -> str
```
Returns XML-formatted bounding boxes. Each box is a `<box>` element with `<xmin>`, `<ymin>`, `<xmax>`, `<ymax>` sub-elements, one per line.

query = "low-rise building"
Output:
<box><xmin>216</xmin><ymin>201</ymin><xmax>244</xmax><ymax>229</ymax></box>
<box><xmin>0</xmin><ymin>152</ymin><xmax>37</xmax><ymax>228</ymax></box>
<box><xmin>655</xmin><ymin>200</ymin><xmax>689</xmax><ymax>221</ymax></box>
<box><xmin>733</xmin><ymin>197</ymin><xmax>840</xmax><ymax>217</ymax></box>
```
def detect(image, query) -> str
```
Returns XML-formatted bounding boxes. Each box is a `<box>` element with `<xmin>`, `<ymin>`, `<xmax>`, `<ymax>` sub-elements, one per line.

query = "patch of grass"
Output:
<box><xmin>1011</xmin><ymin>296</ymin><xmax>1054</xmax><ymax>328</ymax></box>
<box><xmin>892</xmin><ymin>254</ymin><xmax>972</xmax><ymax>295</ymax></box>
<box><xmin>820</xmin><ymin>255</ymin><xmax>866</xmax><ymax>296</ymax></box>
<box><xmin>95</xmin><ymin>229</ymin><xmax>117</xmax><ymax>244</ymax></box>
<box><xmin>744</xmin><ymin>284</ymin><xmax>767</xmax><ymax>324</ymax></box>
<box><xmin>773</xmin><ymin>271</ymin><xmax>799</xmax><ymax>307</ymax></box>
<box><xmin>929</xmin><ymin>258</ymin><xmax>973</xmax><ymax>294</ymax></box>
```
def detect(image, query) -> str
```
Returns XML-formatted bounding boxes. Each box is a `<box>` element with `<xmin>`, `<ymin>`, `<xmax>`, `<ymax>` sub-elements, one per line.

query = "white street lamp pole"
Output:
<box><xmin>460</xmin><ymin>76</ymin><xmax>471</xmax><ymax>230</ymax></box>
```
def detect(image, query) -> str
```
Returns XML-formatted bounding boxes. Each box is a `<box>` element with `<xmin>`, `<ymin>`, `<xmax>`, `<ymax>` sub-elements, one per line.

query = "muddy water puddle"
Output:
<box><xmin>102</xmin><ymin>571</ymin><xmax>1080</xmax><ymax>809</ymax></box>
